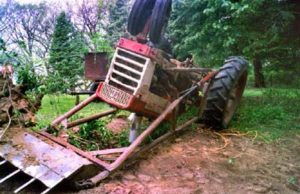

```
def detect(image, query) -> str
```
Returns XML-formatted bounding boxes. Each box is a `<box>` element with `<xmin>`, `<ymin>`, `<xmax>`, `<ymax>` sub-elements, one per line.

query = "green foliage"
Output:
<box><xmin>107</xmin><ymin>0</ymin><xmax>128</xmax><ymax>45</ymax></box>
<box><xmin>171</xmin><ymin>0</ymin><xmax>295</xmax><ymax>62</ymax></box>
<box><xmin>48</xmin><ymin>12</ymin><xmax>88</xmax><ymax>93</ymax></box>
<box><xmin>69</xmin><ymin>120</ymin><xmax>114</xmax><ymax>150</ymax></box>
<box><xmin>170</xmin><ymin>0</ymin><xmax>300</xmax><ymax>86</ymax></box>
<box><xmin>116</xmin><ymin>130</ymin><xmax>130</xmax><ymax>147</ymax></box>
<box><xmin>0</xmin><ymin>38</ymin><xmax>18</xmax><ymax>65</ymax></box>
<box><xmin>0</xmin><ymin>37</ymin><xmax>41</xmax><ymax>92</ymax></box>
<box><xmin>90</xmin><ymin>32</ymin><xmax>114</xmax><ymax>59</ymax></box>
<box><xmin>287</xmin><ymin>176</ymin><xmax>300</xmax><ymax>192</ymax></box>
<box><xmin>16</xmin><ymin>65</ymin><xmax>40</xmax><ymax>91</ymax></box>
<box><xmin>231</xmin><ymin>88</ymin><xmax>300</xmax><ymax>142</ymax></box>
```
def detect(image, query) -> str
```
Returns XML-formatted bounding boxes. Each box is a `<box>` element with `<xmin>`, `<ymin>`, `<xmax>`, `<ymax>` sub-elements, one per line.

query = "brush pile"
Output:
<box><xmin>0</xmin><ymin>66</ymin><xmax>36</xmax><ymax>130</ymax></box>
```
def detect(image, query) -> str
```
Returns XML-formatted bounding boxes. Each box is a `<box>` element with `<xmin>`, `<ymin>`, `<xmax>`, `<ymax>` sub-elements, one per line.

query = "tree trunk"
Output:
<box><xmin>253</xmin><ymin>57</ymin><xmax>266</xmax><ymax>88</ymax></box>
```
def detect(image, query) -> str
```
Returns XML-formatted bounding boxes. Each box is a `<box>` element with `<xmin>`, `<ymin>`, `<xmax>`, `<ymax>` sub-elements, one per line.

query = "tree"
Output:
<box><xmin>48</xmin><ymin>12</ymin><xmax>87</xmax><ymax>93</ymax></box>
<box><xmin>70</xmin><ymin>0</ymin><xmax>110</xmax><ymax>51</ymax></box>
<box><xmin>5</xmin><ymin>3</ymin><xmax>56</xmax><ymax>61</ymax></box>
<box><xmin>0</xmin><ymin>2</ymin><xmax>58</xmax><ymax>81</ymax></box>
<box><xmin>170</xmin><ymin>0</ymin><xmax>298</xmax><ymax>88</ymax></box>
<box><xmin>107</xmin><ymin>0</ymin><xmax>129</xmax><ymax>45</ymax></box>
<box><xmin>0</xmin><ymin>1</ymin><xmax>13</xmax><ymax>33</ymax></box>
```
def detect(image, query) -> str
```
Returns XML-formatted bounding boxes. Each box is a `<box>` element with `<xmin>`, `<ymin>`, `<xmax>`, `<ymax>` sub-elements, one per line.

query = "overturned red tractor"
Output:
<box><xmin>0</xmin><ymin>0</ymin><xmax>248</xmax><ymax>193</ymax></box>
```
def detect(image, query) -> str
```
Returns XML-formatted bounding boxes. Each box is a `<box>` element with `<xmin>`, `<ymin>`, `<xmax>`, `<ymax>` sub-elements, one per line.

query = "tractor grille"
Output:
<box><xmin>100</xmin><ymin>83</ymin><xmax>131</xmax><ymax>107</ymax></box>
<box><xmin>107</xmin><ymin>48</ymin><xmax>149</xmax><ymax>94</ymax></box>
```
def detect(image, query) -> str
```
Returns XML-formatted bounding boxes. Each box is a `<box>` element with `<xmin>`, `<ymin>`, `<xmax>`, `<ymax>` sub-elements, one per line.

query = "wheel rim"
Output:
<box><xmin>223</xmin><ymin>71</ymin><xmax>248</xmax><ymax>127</ymax></box>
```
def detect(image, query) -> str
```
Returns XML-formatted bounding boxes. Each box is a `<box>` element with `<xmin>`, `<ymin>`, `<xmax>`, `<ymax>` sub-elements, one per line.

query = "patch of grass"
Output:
<box><xmin>35</xmin><ymin>95</ymin><xmax>110</xmax><ymax>128</ymax></box>
<box><xmin>231</xmin><ymin>88</ymin><xmax>300</xmax><ymax>142</ymax></box>
<box><xmin>68</xmin><ymin>120</ymin><xmax>113</xmax><ymax>150</ymax></box>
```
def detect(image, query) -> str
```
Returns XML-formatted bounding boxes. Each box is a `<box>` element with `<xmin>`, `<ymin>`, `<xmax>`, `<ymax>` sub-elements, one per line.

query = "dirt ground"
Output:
<box><xmin>75</xmin><ymin>128</ymin><xmax>300</xmax><ymax>194</ymax></box>
<box><xmin>1</xmin><ymin>127</ymin><xmax>299</xmax><ymax>194</ymax></box>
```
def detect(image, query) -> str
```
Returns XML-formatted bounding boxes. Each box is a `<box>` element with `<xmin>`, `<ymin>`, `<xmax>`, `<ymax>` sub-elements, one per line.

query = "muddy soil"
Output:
<box><xmin>1</xmin><ymin>127</ymin><xmax>299</xmax><ymax>194</ymax></box>
<box><xmin>76</xmin><ymin>128</ymin><xmax>300</xmax><ymax>194</ymax></box>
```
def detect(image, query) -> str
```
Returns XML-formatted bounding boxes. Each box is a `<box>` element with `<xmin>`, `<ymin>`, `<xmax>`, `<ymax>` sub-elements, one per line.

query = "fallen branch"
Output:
<box><xmin>0</xmin><ymin>110</ymin><xmax>12</xmax><ymax>140</ymax></box>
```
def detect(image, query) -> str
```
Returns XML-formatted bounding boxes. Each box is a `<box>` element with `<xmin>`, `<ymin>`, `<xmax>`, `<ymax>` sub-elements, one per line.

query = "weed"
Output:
<box><xmin>116</xmin><ymin>130</ymin><xmax>130</xmax><ymax>147</ymax></box>
<box><xmin>288</xmin><ymin>176</ymin><xmax>298</xmax><ymax>185</ymax></box>
<box><xmin>228</xmin><ymin>157</ymin><xmax>235</xmax><ymax>165</ymax></box>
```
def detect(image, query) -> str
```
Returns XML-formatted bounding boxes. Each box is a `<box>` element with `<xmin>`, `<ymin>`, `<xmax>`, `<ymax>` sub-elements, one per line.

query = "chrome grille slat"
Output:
<box><xmin>110</xmin><ymin>78</ymin><xmax>136</xmax><ymax>91</ymax></box>
<box><xmin>0</xmin><ymin>169</ymin><xmax>21</xmax><ymax>183</ymax></box>
<box><xmin>14</xmin><ymin>178</ymin><xmax>36</xmax><ymax>193</ymax></box>
<box><xmin>0</xmin><ymin>160</ymin><xmax>7</xmax><ymax>166</ymax></box>
<box><xmin>114</xmin><ymin>62</ymin><xmax>142</xmax><ymax>75</ymax></box>
<box><xmin>112</xmin><ymin>70</ymin><xmax>139</xmax><ymax>83</ymax></box>
<box><xmin>116</xmin><ymin>55</ymin><xmax>145</xmax><ymax>68</ymax></box>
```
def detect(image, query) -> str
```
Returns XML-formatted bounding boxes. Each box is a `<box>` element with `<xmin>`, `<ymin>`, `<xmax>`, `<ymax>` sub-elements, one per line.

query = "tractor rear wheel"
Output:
<box><xmin>149</xmin><ymin>0</ymin><xmax>172</xmax><ymax>44</ymax></box>
<box><xmin>127</xmin><ymin>0</ymin><xmax>156</xmax><ymax>36</ymax></box>
<box><xmin>202</xmin><ymin>57</ymin><xmax>248</xmax><ymax>129</ymax></box>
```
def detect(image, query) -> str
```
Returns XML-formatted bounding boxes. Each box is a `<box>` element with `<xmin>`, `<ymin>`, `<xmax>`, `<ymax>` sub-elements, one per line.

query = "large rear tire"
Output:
<box><xmin>149</xmin><ymin>0</ymin><xmax>172</xmax><ymax>44</ymax></box>
<box><xmin>202</xmin><ymin>57</ymin><xmax>248</xmax><ymax>129</ymax></box>
<box><xmin>127</xmin><ymin>0</ymin><xmax>156</xmax><ymax>36</ymax></box>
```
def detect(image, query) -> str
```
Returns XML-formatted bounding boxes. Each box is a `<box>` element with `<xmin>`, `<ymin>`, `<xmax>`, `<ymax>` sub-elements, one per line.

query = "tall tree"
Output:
<box><xmin>0</xmin><ymin>1</ymin><xmax>13</xmax><ymax>33</ymax></box>
<box><xmin>0</xmin><ymin>2</ymin><xmax>58</xmax><ymax>79</ymax></box>
<box><xmin>170</xmin><ymin>0</ymin><xmax>298</xmax><ymax>87</ymax></box>
<box><xmin>5</xmin><ymin>3</ymin><xmax>55</xmax><ymax>61</ymax></box>
<box><xmin>107</xmin><ymin>0</ymin><xmax>129</xmax><ymax>45</ymax></box>
<box><xmin>70</xmin><ymin>0</ymin><xmax>110</xmax><ymax>51</ymax></box>
<box><xmin>48</xmin><ymin>12</ymin><xmax>87</xmax><ymax>93</ymax></box>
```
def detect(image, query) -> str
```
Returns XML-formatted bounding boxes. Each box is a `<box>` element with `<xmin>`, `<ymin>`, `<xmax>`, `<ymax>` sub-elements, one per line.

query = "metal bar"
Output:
<box><xmin>69</xmin><ymin>91</ymin><xmax>94</xmax><ymax>95</ymax></box>
<box><xmin>131</xmin><ymin>117</ymin><xmax>199</xmax><ymax>160</ymax></box>
<box><xmin>41</xmin><ymin>188</ymin><xmax>51</xmax><ymax>194</ymax></box>
<box><xmin>114</xmin><ymin>62</ymin><xmax>142</xmax><ymax>75</ymax></box>
<box><xmin>112</xmin><ymin>70</ymin><xmax>139</xmax><ymax>83</ymax></box>
<box><xmin>164</xmin><ymin>67</ymin><xmax>212</xmax><ymax>73</ymax></box>
<box><xmin>110</xmin><ymin>78</ymin><xmax>136</xmax><ymax>91</ymax></box>
<box><xmin>117</xmin><ymin>48</ymin><xmax>149</xmax><ymax>63</ymax></box>
<box><xmin>116</xmin><ymin>55</ymin><xmax>145</xmax><ymax>68</ymax></box>
<box><xmin>199</xmin><ymin>70</ymin><xmax>219</xmax><ymax>85</ymax></box>
<box><xmin>0</xmin><ymin>160</ymin><xmax>7</xmax><ymax>166</ymax></box>
<box><xmin>108</xmin><ymin>85</ymin><xmax>199</xmax><ymax>171</ymax></box>
<box><xmin>14</xmin><ymin>178</ymin><xmax>36</xmax><ymax>193</ymax></box>
<box><xmin>89</xmin><ymin>147</ymin><xmax>128</xmax><ymax>156</ymax></box>
<box><xmin>90</xmin><ymin>170</ymin><xmax>110</xmax><ymax>185</ymax></box>
<box><xmin>38</xmin><ymin>132</ymin><xmax>111</xmax><ymax>170</ymax></box>
<box><xmin>108</xmin><ymin>92</ymin><xmax>193</xmax><ymax>171</ymax></box>
<box><xmin>67</xmin><ymin>109</ymin><xmax>117</xmax><ymax>128</ymax></box>
<box><xmin>51</xmin><ymin>94</ymin><xmax>98</xmax><ymax>126</ymax></box>
<box><xmin>0</xmin><ymin>169</ymin><xmax>21</xmax><ymax>183</ymax></box>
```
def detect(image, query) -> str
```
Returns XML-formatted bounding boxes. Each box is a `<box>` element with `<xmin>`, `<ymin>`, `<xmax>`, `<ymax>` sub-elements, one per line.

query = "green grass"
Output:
<box><xmin>35</xmin><ymin>95</ymin><xmax>110</xmax><ymax>128</ymax></box>
<box><xmin>231</xmin><ymin>88</ymin><xmax>300</xmax><ymax>142</ymax></box>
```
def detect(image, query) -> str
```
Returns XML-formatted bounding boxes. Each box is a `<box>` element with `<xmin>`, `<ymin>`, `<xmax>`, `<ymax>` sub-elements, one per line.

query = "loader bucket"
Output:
<box><xmin>0</xmin><ymin>128</ymin><xmax>97</xmax><ymax>194</ymax></box>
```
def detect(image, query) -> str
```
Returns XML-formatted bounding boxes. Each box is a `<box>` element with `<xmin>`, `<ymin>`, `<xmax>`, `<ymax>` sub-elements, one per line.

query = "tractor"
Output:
<box><xmin>0</xmin><ymin>0</ymin><xmax>248</xmax><ymax>193</ymax></box>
